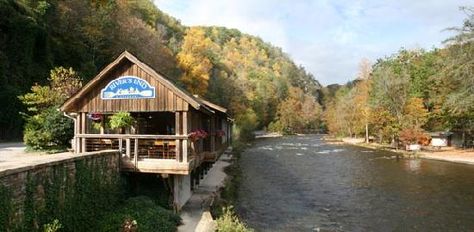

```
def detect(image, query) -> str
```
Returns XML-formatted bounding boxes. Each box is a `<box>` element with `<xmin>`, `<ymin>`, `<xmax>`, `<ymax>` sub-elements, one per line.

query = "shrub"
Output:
<box><xmin>267</xmin><ymin>121</ymin><xmax>283</xmax><ymax>133</ymax></box>
<box><xmin>43</xmin><ymin>219</ymin><xmax>62</xmax><ymax>232</ymax></box>
<box><xmin>98</xmin><ymin>196</ymin><xmax>181</xmax><ymax>232</ymax></box>
<box><xmin>216</xmin><ymin>206</ymin><xmax>253</xmax><ymax>232</ymax></box>
<box><xmin>24</xmin><ymin>107</ymin><xmax>73</xmax><ymax>150</ymax></box>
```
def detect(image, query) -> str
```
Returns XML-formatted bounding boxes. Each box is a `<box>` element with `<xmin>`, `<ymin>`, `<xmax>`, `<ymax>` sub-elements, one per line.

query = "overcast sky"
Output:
<box><xmin>154</xmin><ymin>0</ymin><xmax>471</xmax><ymax>86</ymax></box>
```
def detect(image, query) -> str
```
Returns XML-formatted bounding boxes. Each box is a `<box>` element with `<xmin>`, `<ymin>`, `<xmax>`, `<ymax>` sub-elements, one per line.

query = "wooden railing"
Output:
<box><xmin>74</xmin><ymin>133</ymin><xmax>227</xmax><ymax>174</ymax></box>
<box><xmin>75</xmin><ymin>134</ymin><xmax>190</xmax><ymax>164</ymax></box>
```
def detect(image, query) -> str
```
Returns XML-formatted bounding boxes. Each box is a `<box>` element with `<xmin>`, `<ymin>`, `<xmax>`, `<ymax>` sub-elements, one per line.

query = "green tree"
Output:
<box><xmin>19</xmin><ymin>67</ymin><xmax>82</xmax><ymax>150</ymax></box>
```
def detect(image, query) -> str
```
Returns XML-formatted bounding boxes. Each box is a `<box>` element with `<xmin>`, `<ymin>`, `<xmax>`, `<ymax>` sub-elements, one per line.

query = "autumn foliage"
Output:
<box><xmin>399</xmin><ymin>128</ymin><xmax>430</xmax><ymax>146</ymax></box>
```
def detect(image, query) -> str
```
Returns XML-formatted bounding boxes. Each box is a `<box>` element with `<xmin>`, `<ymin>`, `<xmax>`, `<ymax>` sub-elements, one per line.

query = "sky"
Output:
<box><xmin>154</xmin><ymin>0</ymin><xmax>472</xmax><ymax>86</ymax></box>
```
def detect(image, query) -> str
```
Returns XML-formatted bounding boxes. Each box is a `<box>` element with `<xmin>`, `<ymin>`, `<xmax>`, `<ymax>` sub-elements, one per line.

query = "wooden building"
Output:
<box><xmin>61</xmin><ymin>51</ymin><xmax>232</xmax><ymax>209</ymax></box>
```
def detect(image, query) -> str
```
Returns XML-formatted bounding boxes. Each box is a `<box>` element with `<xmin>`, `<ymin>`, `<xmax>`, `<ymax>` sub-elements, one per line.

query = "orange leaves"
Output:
<box><xmin>177</xmin><ymin>28</ymin><xmax>219</xmax><ymax>96</ymax></box>
<box><xmin>274</xmin><ymin>87</ymin><xmax>322</xmax><ymax>133</ymax></box>
<box><xmin>399</xmin><ymin>128</ymin><xmax>430</xmax><ymax>145</ymax></box>
<box><xmin>402</xmin><ymin>97</ymin><xmax>429</xmax><ymax>129</ymax></box>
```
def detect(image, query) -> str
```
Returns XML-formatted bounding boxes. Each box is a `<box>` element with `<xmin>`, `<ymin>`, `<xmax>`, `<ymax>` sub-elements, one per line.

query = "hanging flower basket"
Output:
<box><xmin>87</xmin><ymin>112</ymin><xmax>103</xmax><ymax>122</ymax></box>
<box><xmin>189</xmin><ymin>129</ymin><xmax>208</xmax><ymax>141</ymax></box>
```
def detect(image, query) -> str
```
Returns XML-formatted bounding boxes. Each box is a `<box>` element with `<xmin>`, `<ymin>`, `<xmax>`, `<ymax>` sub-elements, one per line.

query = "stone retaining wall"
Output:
<box><xmin>0</xmin><ymin>150</ymin><xmax>120</xmax><ymax>231</ymax></box>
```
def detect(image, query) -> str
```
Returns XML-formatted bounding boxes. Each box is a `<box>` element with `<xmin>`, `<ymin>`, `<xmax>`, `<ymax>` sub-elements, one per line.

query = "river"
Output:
<box><xmin>236</xmin><ymin>135</ymin><xmax>474</xmax><ymax>231</ymax></box>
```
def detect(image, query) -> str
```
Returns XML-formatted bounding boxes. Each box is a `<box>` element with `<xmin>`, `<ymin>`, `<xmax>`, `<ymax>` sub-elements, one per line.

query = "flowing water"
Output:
<box><xmin>236</xmin><ymin>135</ymin><xmax>474</xmax><ymax>231</ymax></box>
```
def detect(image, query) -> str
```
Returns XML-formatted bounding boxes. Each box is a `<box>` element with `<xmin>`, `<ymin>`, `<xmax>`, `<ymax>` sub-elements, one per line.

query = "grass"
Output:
<box><xmin>215</xmin><ymin>206</ymin><xmax>253</xmax><ymax>232</ymax></box>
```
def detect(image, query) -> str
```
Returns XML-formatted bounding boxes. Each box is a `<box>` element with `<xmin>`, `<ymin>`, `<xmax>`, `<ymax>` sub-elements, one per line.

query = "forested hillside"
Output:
<box><xmin>0</xmin><ymin>0</ymin><xmax>322</xmax><ymax>140</ymax></box>
<box><xmin>323</xmin><ymin>6</ymin><xmax>474</xmax><ymax>145</ymax></box>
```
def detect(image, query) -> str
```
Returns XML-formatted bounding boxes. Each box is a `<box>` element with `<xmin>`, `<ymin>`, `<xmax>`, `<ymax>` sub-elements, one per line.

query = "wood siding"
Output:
<box><xmin>72</xmin><ymin>60</ymin><xmax>189</xmax><ymax>112</ymax></box>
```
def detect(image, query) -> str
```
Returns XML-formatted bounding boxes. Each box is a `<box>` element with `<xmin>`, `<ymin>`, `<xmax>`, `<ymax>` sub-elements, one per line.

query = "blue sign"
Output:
<box><xmin>101</xmin><ymin>76</ymin><xmax>156</xmax><ymax>100</ymax></box>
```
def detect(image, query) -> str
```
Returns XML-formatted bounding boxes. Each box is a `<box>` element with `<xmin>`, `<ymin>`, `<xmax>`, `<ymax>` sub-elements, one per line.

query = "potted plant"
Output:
<box><xmin>109</xmin><ymin>111</ymin><xmax>135</xmax><ymax>134</ymax></box>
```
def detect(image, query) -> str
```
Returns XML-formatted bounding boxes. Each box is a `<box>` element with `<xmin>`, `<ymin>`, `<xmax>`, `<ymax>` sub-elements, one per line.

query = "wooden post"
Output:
<box><xmin>74</xmin><ymin>115</ymin><xmax>80</xmax><ymax>153</ymax></box>
<box><xmin>134</xmin><ymin>138</ymin><xmax>138</xmax><ymax>169</ymax></box>
<box><xmin>182</xmin><ymin>111</ymin><xmax>188</xmax><ymax>163</ymax></box>
<box><xmin>100</xmin><ymin>119</ymin><xmax>105</xmax><ymax>134</ymax></box>
<box><xmin>118</xmin><ymin>138</ymin><xmax>123</xmax><ymax>154</ymax></box>
<box><xmin>81</xmin><ymin>113</ymin><xmax>86</xmax><ymax>153</ymax></box>
<box><xmin>229</xmin><ymin>123</ymin><xmax>233</xmax><ymax>144</ymax></box>
<box><xmin>126</xmin><ymin>138</ymin><xmax>131</xmax><ymax>159</ymax></box>
<box><xmin>175</xmin><ymin>112</ymin><xmax>181</xmax><ymax>162</ymax></box>
<box><xmin>210</xmin><ymin>116</ymin><xmax>215</xmax><ymax>152</ymax></box>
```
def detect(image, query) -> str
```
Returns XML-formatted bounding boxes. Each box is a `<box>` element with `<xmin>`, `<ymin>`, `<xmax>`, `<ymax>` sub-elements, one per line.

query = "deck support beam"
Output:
<box><xmin>183</xmin><ymin>111</ymin><xmax>188</xmax><ymax>163</ymax></box>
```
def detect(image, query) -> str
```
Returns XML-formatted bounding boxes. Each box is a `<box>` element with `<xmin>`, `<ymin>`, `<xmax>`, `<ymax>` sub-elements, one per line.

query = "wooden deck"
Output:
<box><xmin>75</xmin><ymin>134</ymin><xmax>226</xmax><ymax>175</ymax></box>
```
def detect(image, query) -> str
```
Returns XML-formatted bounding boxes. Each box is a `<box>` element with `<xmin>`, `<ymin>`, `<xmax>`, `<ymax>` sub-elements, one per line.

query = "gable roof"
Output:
<box><xmin>194</xmin><ymin>96</ymin><xmax>227</xmax><ymax>114</ymax></box>
<box><xmin>60</xmin><ymin>51</ymin><xmax>215</xmax><ymax>113</ymax></box>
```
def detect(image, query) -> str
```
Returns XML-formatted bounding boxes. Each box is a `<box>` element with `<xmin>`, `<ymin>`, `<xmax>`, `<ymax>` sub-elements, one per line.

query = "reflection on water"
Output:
<box><xmin>236</xmin><ymin>135</ymin><xmax>474</xmax><ymax>231</ymax></box>
<box><xmin>405</xmin><ymin>159</ymin><xmax>421</xmax><ymax>172</ymax></box>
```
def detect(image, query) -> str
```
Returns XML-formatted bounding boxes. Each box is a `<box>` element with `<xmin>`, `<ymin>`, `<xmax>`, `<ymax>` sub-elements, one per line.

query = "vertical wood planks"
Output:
<box><xmin>75</xmin><ymin>60</ymin><xmax>192</xmax><ymax>113</ymax></box>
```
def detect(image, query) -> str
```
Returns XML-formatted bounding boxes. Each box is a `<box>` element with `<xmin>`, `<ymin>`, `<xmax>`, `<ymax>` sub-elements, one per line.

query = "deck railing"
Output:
<box><xmin>75</xmin><ymin>134</ymin><xmax>190</xmax><ymax>163</ymax></box>
<box><xmin>74</xmin><ymin>133</ymin><xmax>226</xmax><ymax>174</ymax></box>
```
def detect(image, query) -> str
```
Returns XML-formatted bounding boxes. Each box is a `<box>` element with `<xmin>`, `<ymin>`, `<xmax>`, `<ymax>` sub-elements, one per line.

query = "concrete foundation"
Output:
<box><xmin>174</xmin><ymin>174</ymin><xmax>192</xmax><ymax>210</ymax></box>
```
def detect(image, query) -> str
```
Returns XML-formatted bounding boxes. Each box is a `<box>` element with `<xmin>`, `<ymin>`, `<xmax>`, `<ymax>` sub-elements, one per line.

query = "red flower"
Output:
<box><xmin>189</xmin><ymin>129</ymin><xmax>209</xmax><ymax>141</ymax></box>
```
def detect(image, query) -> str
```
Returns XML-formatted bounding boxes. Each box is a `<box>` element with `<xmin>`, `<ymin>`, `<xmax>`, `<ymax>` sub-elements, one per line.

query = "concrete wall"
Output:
<box><xmin>0</xmin><ymin>150</ymin><xmax>120</xmax><ymax>229</ymax></box>
<box><xmin>173</xmin><ymin>174</ymin><xmax>191</xmax><ymax>210</ymax></box>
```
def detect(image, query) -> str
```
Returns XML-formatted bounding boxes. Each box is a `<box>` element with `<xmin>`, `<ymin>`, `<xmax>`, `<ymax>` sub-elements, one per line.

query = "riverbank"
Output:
<box><xmin>330</xmin><ymin>136</ymin><xmax>474</xmax><ymax>165</ymax></box>
<box><xmin>254</xmin><ymin>130</ymin><xmax>282</xmax><ymax>138</ymax></box>
<box><xmin>178</xmin><ymin>148</ymin><xmax>233</xmax><ymax>232</ymax></box>
<box><xmin>210</xmin><ymin>141</ymin><xmax>254</xmax><ymax>232</ymax></box>
<box><xmin>418</xmin><ymin>148</ymin><xmax>474</xmax><ymax>165</ymax></box>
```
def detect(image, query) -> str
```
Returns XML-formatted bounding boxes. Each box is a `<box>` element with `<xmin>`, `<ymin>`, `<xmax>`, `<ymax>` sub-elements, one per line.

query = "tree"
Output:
<box><xmin>271</xmin><ymin>87</ymin><xmax>322</xmax><ymax>134</ymax></box>
<box><xmin>436</xmin><ymin>7</ymin><xmax>474</xmax><ymax>144</ymax></box>
<box><xmin>177</xmin><ymin>27</ymin><xmax>219</xmax><ymax>96</ymax></box>
<box><xmin>402</xmin><ymin>97</ymin><xmax>429</xmax><ymax>130</ymax></box>
<box><xmin>369</xmin><ymin>107</ymin><xmax>398</xmax><ymax>143</ymax></box>
<box><xmin>19</xmin><ymin>67</ymin><xmax>82</xmax><ymax>150</ymax></box>
<box><xmin>235</xmin><ymin>108</ymin><xmax>258</xmax><ymax>141</ymax></box>
<box><xmin>20</xmin><ymin>67</ymin><xmax>82</xmax><ymax>112</ymax></box>
<box><xmin>355</xmin><ymin>58</ymin><xmax>372</xmax><ymax>142</ymax></box>
<box><xmin>2</xmin><ymin>0</ymin><xmax>326</xmax><ymax>142</ymax></box>
<box><xmin>444</xmin><ymin>6</ymin><xmax>474</xmax><ymax>44</ymax></box>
